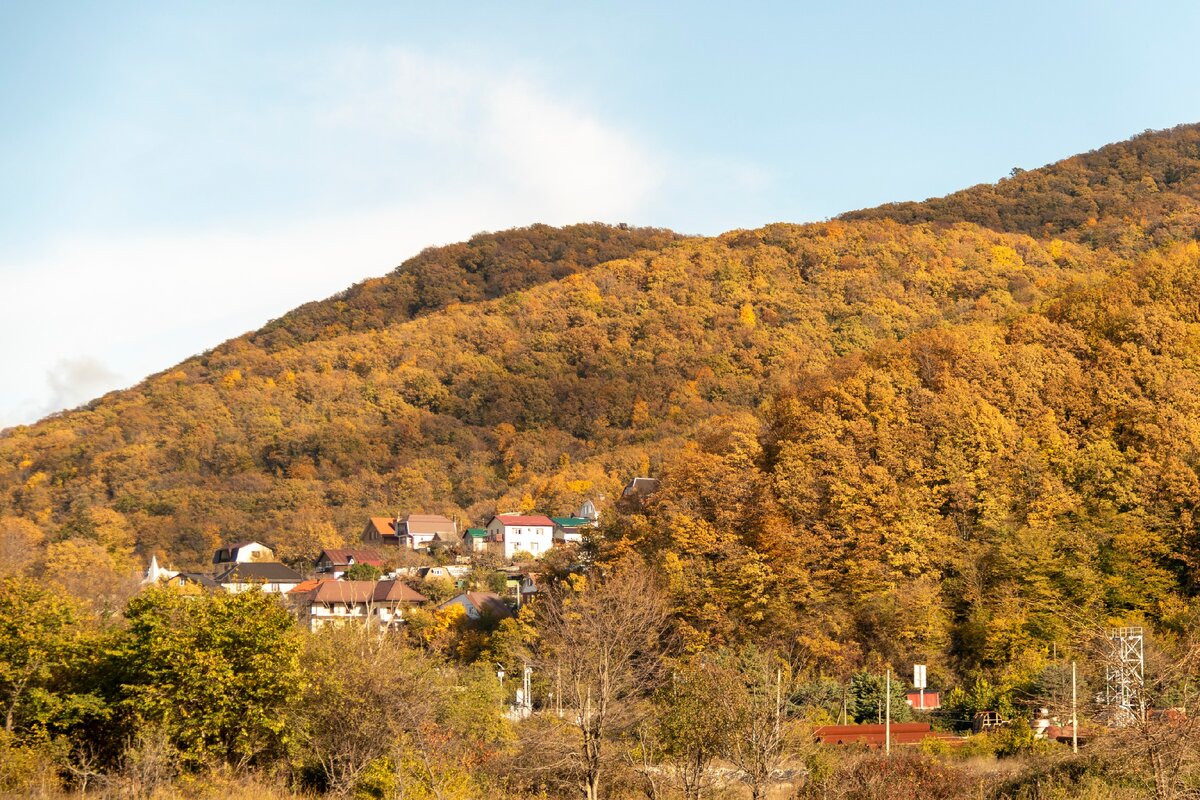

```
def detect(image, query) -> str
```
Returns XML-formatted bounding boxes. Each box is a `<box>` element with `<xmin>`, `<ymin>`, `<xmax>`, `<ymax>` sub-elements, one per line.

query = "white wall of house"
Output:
<box><xmin>301</xmin><ymin>601</ymin><xmax>407</xmax><ymax>632</ymax></box>
<box><xmin>222</xmin><ymin>580</ymin><xmax>296</xmax><ymax>594</ymax></box>
<box><xmin>486</xmin><ymin>518</ymin><xmax>553</xmax><ymax>560</ymax></box>
<box><xmin>233</xmin><ymin>542</ymin><xmax>274</xmax><ymax>562</ymax></box>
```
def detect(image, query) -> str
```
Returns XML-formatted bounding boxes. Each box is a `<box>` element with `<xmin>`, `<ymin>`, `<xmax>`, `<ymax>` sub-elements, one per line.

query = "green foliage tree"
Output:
<box><xmin>652</xmin><ymin>653</ymin><xmax>738</xmax><ymax>800</ymax></box>
<box><xmin>342</xmin><ymin>562</ymin><xmax>382</xmax><ymax>581</ymax></box>
<box><xmin>115</xmin><ymin>587</ymin><xmax>302</xmax><ymax>770</ymax></box>
<box><xmin>849</xmin><ymin>670</ymin><xmax>913</xmax><ymax>725</ymax></box>
<box><xmin>0</xmin><ymin>578</ymin><xmax>88</xmax><ymax>737</ymax></box>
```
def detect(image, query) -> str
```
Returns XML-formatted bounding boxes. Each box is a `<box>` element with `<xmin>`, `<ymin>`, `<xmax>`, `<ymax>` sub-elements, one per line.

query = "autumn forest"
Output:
<box><xmin>7</xmin><ymin>124</ymin><xmax>1200</xmax><ymax>798</ymax></box>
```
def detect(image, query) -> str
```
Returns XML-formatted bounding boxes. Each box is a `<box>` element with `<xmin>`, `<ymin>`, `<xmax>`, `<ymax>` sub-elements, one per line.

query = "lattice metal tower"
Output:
<box><xmin>1105</xmin><ymin>627</ymin><xmax>1145</xmax><ymax>724</ymax></box>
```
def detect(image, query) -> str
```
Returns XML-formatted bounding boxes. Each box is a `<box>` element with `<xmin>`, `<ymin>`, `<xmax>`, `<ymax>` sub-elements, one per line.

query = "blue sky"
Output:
<box><xmin>3</xmin><ymin>1</ymin><xmax>1200</xmax><ymax>428</ymax></box>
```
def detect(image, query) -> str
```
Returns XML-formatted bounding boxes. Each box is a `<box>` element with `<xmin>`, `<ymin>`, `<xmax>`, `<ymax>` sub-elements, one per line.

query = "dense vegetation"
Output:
<box><xmin>6</xmin><ymin>124</ymin><xmax>1200</xmax><ymax>796</ymax></box>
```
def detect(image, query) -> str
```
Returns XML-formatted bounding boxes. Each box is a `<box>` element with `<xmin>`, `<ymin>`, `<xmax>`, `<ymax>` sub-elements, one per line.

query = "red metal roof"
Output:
<box><xmin>493</xmin><ymin>514</ymin><xmax>555</xmax><ymax>527</ymax></box>
<box><xmin>318</xmin><ymin>548</ymin><xmax>385</xmax><ymax>567</ymax></box>
<box><xmin>813</xmin><ymin>723</ymin><xmax>963</xmax><ymax>748</ymax></box>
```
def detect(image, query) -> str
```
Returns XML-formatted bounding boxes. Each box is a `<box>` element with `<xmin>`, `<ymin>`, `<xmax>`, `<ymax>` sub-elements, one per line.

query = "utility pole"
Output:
<box><xmin>775</xmin><ymin>668</ymin><xmax>782</xmax><ymax>741</ymax></box>
<box><xmin>885</xmin><ymin>668</ymin><xmax>891</xmax><ymax>756</ymax></box>
<box><xmin>1071</xmin><ymin>660</ymin><xmax>1078</xmax><ymax>754</ymax></box>
<box><xmin>556</xmin><ymin>663</ymin><xmax>563</xmax><ymax>718</ymax></box>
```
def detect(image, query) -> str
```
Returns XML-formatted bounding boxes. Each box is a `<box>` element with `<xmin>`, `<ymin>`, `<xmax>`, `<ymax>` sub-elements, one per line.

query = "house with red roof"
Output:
<box><xmin>486</xmin><ymin>514</ymin><xmax>556</xmax><ymax>560</ymax></box>
<box><xmin>315</xmin><ymin>548</ymin><xmax>385</xmax><ymax>579</ymax></box>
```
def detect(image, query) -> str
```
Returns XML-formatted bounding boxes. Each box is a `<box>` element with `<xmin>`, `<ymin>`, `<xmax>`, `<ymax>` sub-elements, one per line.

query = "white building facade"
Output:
<box><xmin>486</xmin><ymin>514</ymin><xmax>555</xmax><ymax>560</ymax></box>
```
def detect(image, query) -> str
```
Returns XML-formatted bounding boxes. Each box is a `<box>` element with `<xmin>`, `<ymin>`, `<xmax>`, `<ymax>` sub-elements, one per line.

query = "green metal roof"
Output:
<box><xmin>465</xmin><ymin>527</ymin><xmax>488</xmax><ymax>537</ymax></box>
<box><xmin>551</xmin><ymin>517</ymin><xmax>592</xmax><ymax>527</ymax></box>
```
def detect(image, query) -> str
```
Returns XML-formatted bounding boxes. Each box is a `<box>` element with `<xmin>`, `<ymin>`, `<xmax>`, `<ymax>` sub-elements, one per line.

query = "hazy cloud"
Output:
<box><xmin>45</xmin><ymin>357</ymin><xmax>123</xmax><ymax>416</ymax></box>
<box><xmin>0</xmin><ymin>47</ymin><xmax>666</xmax><ymax>429</ymax></box>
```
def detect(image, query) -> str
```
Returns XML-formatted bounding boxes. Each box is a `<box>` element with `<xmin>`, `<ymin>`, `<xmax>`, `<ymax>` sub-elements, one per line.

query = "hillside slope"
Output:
<box><xmin>1</xmin><ymin>219</ymin><xmax>1091</xmax><ymax>568</ymax></box>
<box><xmin>842</xmin><ymin>123</ymin><xmax>1200</xmax><ymax>251</ymax></box>
<box><xmin>5</xmin><ymin>124</ymin><xmax>1200</xmax><ymax>672</ymax></box>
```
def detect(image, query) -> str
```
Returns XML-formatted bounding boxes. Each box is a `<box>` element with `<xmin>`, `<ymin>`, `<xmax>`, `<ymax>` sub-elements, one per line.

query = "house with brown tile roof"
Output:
<box><xmin>397</xmin><ymin>514</ymin><xmax>457</xmax><ymax>549</ymax></box>
<box><xmin>289</xmin><ymin>579</ymin><xmax>428</xmax><ymax>631</ymax></box>
<box><xmin>360</xmin><ymin>514</ymin><xmax>458</xmax><ymax>550</ymax></box>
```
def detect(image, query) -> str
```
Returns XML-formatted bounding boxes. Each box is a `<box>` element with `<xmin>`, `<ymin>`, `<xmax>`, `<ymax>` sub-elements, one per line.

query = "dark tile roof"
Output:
<box><xmin>216</xmin><ymin>562</ymin><xmax>304</xmax><ymax>584</ymax></box>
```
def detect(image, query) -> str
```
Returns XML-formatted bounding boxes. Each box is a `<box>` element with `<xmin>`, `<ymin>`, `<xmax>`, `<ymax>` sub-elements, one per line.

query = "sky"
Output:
<box><xmin>3</xmin><ymin>1</ymin><xmax>1200</xmax><ymax>429</ymax></box>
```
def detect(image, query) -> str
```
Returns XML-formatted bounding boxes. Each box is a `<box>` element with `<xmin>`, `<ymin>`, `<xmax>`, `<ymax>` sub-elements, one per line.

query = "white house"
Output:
<box><xmin>215</xmin><ymin>562</ymin><xmax>305</xmax><ymax>594</ymax></box>
<box><xmin>486</xmin><ymin>514</ymin><xmax>555</xmax><ymax>560</ymax></box>
<box><xmin>212</xmin><ymin>540</ymin><xmax>275</xmax><ymax>568</ymax></box>
<box><xmin>398</xmin><ymin>514</ymin><xmax>457</xmax><ymax>549</ymax></box>
<box><xmin>290</xmin><ymin>579</ymin><xmax>428</xmax><ymax>632</ymax></box>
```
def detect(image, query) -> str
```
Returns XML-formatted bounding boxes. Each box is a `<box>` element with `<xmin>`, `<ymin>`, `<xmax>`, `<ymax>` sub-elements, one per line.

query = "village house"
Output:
<box><xmin>486</xmin><ymin>514</ymin><xmax>555</xmax><ymax>560</ymax></box>
<box><xmin>361</xmin><ymin>514</ymin><xmax>458</xmax><ymax>550</ymax></box>
<box><xmin>289</xmin><ymin>579</ymin><xmax>428</xmax><ymax>632</ymax></box>
<box><xmin>215</xmin><ymin>561</ymin><xmax>305</xmax><ymax>594</ymax></box>
<box><xmin>550</xmin><ymin>516</ymin><xmax>590</xmax><ymax>544</ymax></box>
<box><xmin>315</xmin><ymin>548</ymin><xmax>385</xmax><ymax>579</ymax></box>
<box><xmin>168</xmin><ymin>572</ymin><xmax>220</xmax><ymax>591</ymax></box>
<box><xmin>212</xmin><ymin>540</ymin><xmax>275</xmax><ymax>568</ymax></box>
<box><xmin>361</xmin><ymin>516</ymin><xmax>400</xmax><ymax>546</ymax></box>
<box><xmin>548</xmin><ymin>498</ymin><xmax>600</xmax><ymax>544</ymax></box>
<box><xmin>397</xmin><ymin>514</ymin><xmax>457</xmax><ymax>549</ymax></box>
<box><xmin>462</xmin><ymin>527</ymin><xmax>489</xmax><ymax>553</ymax></box>
<box><xmin>414</xmin><ymin>564</ymin><xmax>472</xmax><ymax>586</ymax></box>
<box><xmin>438</xmin><ymin>591</ymin><xmax>513</xmax><ymax>621</ymax></box>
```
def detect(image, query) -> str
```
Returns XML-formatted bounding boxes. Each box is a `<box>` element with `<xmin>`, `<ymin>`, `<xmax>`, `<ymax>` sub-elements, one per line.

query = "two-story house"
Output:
<box><xmin>290</xmin><ymin>579</ymin><xmax>428</xmax><ymax>631</ymax></box>
<box><xmin>485</xmin><ymin>514</ymin><xmax>555</xmax><ymax>560</ymax></box>
<box><xmin>361</xmin><ymin>514</ymin><xmax>458</xmax><ymax>550</ymax></box>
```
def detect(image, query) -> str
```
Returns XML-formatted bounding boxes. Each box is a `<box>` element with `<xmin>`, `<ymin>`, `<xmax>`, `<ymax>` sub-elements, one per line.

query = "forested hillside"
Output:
<box><xmin>842</xmin><ymin>123</ymin><xmax>1200</xmax><ymax>252</ymax></box>
<box><xmin>4</xmin><ymin>124</ymin><xmax>1200</xmax><ymax>679</ymax></box>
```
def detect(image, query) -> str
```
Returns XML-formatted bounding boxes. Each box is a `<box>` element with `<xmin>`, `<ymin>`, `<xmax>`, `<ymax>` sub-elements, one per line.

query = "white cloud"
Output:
<box><xmin>46</xmin><ymin>357</ymin><xmax>123</xmax><ymax>413</ymax></box>
<box><xmin>0</xmin><ymin>48</ymin><xmax>665</xmax><ymax>429</ymax></box>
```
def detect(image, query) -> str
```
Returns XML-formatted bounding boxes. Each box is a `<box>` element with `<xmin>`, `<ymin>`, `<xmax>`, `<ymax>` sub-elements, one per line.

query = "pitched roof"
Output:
<box><xmin>464</xmin><ymin>527</ymin><xmax>488</xmax><ymax>537</ymax></box>
<box><xmin>216</xmin><ymin>562</ymin><xmax>304</xmax><ymax>583</ymax></box>
<box><xmin>289</xmin><ymin>579</ymin><xmax>323</xmax><ymax>595</ymax></box>
<box><xmin>551</xmin><ymin>517</ymin><xmax>592</xmax><ymax>528</ymax></box>
<box><xmin>306</xmin><ymin>579</ymin><xmax>427</xmax><ymax>604</ymax></box>
<box><xmin>493</xmin><ymin>514</ymin><xmax>556</xmax><ymax>527</ymax></box>
<box><xmin>622</xmin><ymin>477</ymin><xmax>659</xmax><ymax>496</ymax></box>
<box><xmin>440</xmin><ymin>591</ymin><xmax>513</xmax><ymax>619</ymax></box>
<box><xmin>318</xmin><ymin>548</ymin><xmax>385</xmax><ymax>567</ymax></box>
<box><xmin>401</xmin><ymin>514</ymin><xmax>456</xmax><ymax>535</ymax></box>
<box><xmin>374</xmin><ymin>580</ymin><xmax>428</xmax><ymax>603</ymax></box>
<box><xmin>310</xmin><ymin>580</ymin><xmax>378</xmax><ymax>603</ymax></box>
<box><xmin>366</xmin><ymin>517</ymin><xmax>397</xmax><ymax>537</ymax></box>
<box><xmin>173</xmin><ymin>572</ymin><xmax>219</xmax><ymax>590</ymax></box>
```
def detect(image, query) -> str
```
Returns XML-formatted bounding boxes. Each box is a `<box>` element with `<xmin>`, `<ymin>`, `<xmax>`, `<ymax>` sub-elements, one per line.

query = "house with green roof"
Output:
<box><xmin>462</xmin><ymin>527</ymin><xmax>489</xmax><ymax>553</ymax></box>
<box><xmin>550</xmin><ymin>516</ymin><xmax>594</xmax><ymax>544</ymax></box>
